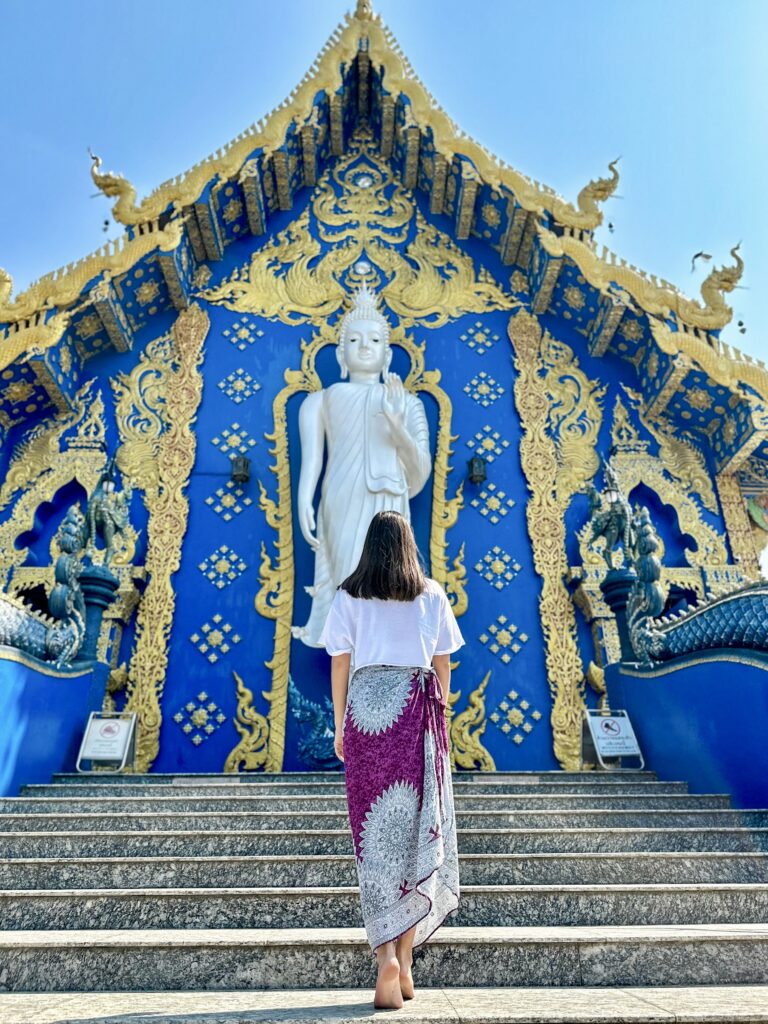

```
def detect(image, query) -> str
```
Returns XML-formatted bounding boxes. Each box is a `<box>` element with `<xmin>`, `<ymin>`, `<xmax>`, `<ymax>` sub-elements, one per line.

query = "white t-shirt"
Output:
<box><xmin>319</xmin><ymin>577</ymin><xmax>465</xmax><ymax>674</ymax></box>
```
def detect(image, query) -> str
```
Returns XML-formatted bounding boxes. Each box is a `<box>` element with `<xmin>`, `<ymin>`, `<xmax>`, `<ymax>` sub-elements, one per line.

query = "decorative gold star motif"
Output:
<box><xmin>687</xmin><ymin>387</ymin><xmax>713</xmax><ymax>411</ymax></box>
<box><xmin>223</xmin><ymin>198</ymin><xmax>244</xmax><ymax>223</ymax></box>
<box><xmin>563</xmin><ymin>285</ymin><xmax>586</xmax><ymax>310</ymax></box>
<box><xmin>488</xmin><ymin>686</ymin><xmax>542</xmax><ymax>745</ymax></box>
<box><xmin>218</xmin><ymin>368</ymin><xmax>261</xmax><ymax>404</ymax></box>
<box><xmin>619</xmin><ymin>318</ymin><xmax>643</xmax><ymax>342</ymax></box>
<box><xmin>222</xmin><ymin>316</ymin><xmax>264</xmax><ymax>351</ymax></box>
<box><xmin>481</xmin><ymin>202</ymin><xmax>501</xmax><ymax>228</ymax></box>
<box><xmin>464</xmin><ymin>371</ymin><xmax>505</xmax><ymax>408</ymax></box>
<box><xmin>190</xmin><ymin>614</ymin><xmax>241</xmax><ymax>664</ymax></box>
<box><xmin>198</xmin><ymin>544</ymin><xmax>248</xmax><ymax>589</ymax></box>
<box><xmin>205</xmin><ymin>481</ymin><xmax>253</xmax><ymax>521</ymax></box>
<box><xmin>470</xmin><ymin>483</ymin><xmax>515</xmax><ymax>525</ymax></box>
<box><xmin>459</xmin><ymin>321</ymin><xmax>500</xmax><ymax>356</ymax></box>
<box><xmin>479</xmin><ymin>615</ymin><xmax>529</xmax><ymax>664</ymax></box>
<box><xmin>74</xmin><ymin>313</ymin><xmax>102</xmax><ymax>340</ymax></box>
<box><xmin>466</xmin><ymin>425</ymin><xmax>510</xmax><ymax>463</ymax></box>
<box><xmin>211</xmin><ymin>422</ymin><xmax>257</xmax><ymax>457</ymax></box>
<box><xmin>135</xmin><ymin>279</ymin><xmax>161</xmax><ymax>306</ymax></box>
<box><xmin>474</xmin><ymin>546</ymin><xmax>522</xmax><ymax>590</ymax></box>
<box><xmin>173</xmin><ymin>691</ymin><xmax>227</xmax><ymax>745</ymax></box>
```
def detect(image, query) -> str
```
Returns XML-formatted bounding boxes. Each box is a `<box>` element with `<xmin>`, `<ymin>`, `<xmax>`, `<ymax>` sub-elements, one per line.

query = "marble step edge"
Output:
<box><xmin>4</xmin><ymin>881</ymin><xmax>768</xmax><ymax>897</ymax></box>
<box><xmin>22</xmin><ymin>781</ymin><xmax>689</xmax><ymax>795</ymax></box>
<box><xmin>2</xmin><ymin>808</ymin><xmax>762</xmax><ymax>822</ymax></box>
<box><xmin>2</xmin><ymin>793</ymin><xmax>728</xmax><ymax>807</ymax></box>
<box><xmin>7</xmin><ymin>849</ymin><xmax>768</xmax><ymax>867</ymax></box>
<box><xmin>3</xmin><ymin>923</ymin><xmax>767</xmax><ymax>948</ymax></box>
<box><xmin>2</xmin><ymin>985</ymin><xmax>768</xmax><ymax>1024</ymax></box>
<box><xmin>51</xmin><ymin>771</ymin><xmax>659</xmax><ymax>781</ymax></box>
<box><xmin>4</xmin><ymin>824</ymin><xmax>768</xmax><ymax>839</ymax></box>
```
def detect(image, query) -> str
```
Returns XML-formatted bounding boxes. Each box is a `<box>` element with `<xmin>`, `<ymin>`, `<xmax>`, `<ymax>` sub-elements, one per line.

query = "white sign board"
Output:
<box><xmin>588</xmin><ymin>712</ymin><xmax>641</xmax><ymax>759</ymax></box>
<box><xmin>80</xmin><ymin>715</ymin><xmax>134</xmax><ymax>762</ymax></box>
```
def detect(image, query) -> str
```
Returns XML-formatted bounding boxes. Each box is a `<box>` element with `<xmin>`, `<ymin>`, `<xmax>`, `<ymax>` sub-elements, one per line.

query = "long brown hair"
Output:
<box><xmin>340</xmin><ymin>510</ymin><xmax>427</xmax><ymax>601</ymax></box>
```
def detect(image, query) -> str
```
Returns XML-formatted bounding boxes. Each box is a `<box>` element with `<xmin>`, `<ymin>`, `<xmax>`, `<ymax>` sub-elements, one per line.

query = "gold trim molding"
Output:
<box><xmin>113</xmin><ymin>304</ymin><xmax>210</xmax><ymax>772</ymax></box>
<box><xmin>508</xmin><ymin>308</ymin><xmax>605</xmax><ymax>770</ymax></box>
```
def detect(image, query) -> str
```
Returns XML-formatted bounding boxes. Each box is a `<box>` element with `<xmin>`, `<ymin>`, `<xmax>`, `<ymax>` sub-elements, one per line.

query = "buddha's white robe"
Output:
<box><xmin>295</xmin><ymin>381</ymin><xmax>431</xmax><ymax>647</ymax></box>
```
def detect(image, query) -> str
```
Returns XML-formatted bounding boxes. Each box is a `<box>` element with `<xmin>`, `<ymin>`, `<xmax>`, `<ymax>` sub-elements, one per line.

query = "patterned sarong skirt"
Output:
<box><xmin>343</xmin><ymin>664</ymin><xmax>460</xmax><ymax>951</ymax></box>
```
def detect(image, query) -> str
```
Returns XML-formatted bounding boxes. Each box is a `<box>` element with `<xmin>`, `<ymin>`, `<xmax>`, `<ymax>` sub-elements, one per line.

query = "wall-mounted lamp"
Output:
<box><xmin>230</xmin><ymin>455</ymin><xmax>251</xmax><ymax>484</ymax></box>
<box><xmin>467</xmin><ymin>455</ymin><xmax>487</xmax><ymax>485</ymax></box>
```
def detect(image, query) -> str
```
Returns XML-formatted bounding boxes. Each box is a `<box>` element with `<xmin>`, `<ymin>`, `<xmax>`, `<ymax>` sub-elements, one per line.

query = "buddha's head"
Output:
<box><xmin>337</xmin><ymin>285</ymin><xmax>392</xmax><ymax>379</ymax></box>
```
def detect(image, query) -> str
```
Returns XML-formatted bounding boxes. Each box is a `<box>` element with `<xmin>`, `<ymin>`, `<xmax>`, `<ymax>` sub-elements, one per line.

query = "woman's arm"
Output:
<box><xmin>331</xmin><ymin>652</ymin><xmax>351</xmax><ymax>761</ymax></box>
<box><xmin>431</xmin><ymin>653</ymin><xmax>451</xmax><ymax>702</ymax></box>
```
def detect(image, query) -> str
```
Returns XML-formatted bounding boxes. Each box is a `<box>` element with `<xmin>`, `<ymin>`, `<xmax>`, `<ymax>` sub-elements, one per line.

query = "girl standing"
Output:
<box><xmin>320</xmin><ymin>510</ymin><xmax>463</xmax><ymax>1009</ymax></box>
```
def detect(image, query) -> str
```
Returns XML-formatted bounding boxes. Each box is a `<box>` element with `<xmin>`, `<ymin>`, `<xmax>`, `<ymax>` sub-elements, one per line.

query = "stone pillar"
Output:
<box><xmin>600</xmin><ymin>567</ymin><xmax>637</xmax><ymax>664</ymax></box>
<box><xmin>78</xmin><ymin>564</ymin><xmax>120</xmax><ymax>663</ymax></box>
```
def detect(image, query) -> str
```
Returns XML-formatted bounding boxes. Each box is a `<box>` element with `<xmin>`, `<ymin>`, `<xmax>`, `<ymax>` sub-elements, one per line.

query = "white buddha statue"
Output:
<box><xmin>292</xmin><ymin>286</ymin><xmax>432</xmax><ymax>647</ymax></box>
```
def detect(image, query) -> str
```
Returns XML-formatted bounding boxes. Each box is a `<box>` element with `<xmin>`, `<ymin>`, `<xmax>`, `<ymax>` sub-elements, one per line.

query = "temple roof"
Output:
<box><xmin>0</xmin><ymin>0</ymin><xmax>766</xmax><ymax>478</ymax></box>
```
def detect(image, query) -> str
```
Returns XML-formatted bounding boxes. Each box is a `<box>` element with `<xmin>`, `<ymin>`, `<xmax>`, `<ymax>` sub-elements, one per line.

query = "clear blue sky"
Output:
<box><xmin>0</xmin><ymin>0</ymin><xmax>766</xmax><ymax>361</ymax></box>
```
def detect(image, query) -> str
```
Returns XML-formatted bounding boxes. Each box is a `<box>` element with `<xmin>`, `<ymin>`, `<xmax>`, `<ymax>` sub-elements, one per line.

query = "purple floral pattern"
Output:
<box><xmin>343</xmin><ymin>665</ymin><xmax>460</xmax><ymax>951</ymax></box>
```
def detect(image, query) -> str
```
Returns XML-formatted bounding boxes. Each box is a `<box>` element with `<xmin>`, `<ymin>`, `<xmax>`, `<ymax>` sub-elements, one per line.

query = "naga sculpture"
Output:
<box><xmin>288</xmin><ymin>677</ymin><xmax>340</xmax><ymax>771</ymax></box>
<box><xmin>592</xmin><ymin>497</ymin><xmax>768</xmax><ymax>665</ymax></box>
<box><xmin>625</xmin><ymin>506</ymin><xmax>666</xmax><ymax>664</ymax></box>
<box><xmin>585</xmin><ymin>460</ymin><xmax>634</xmax><ymax>569</ymax></box>
<box><xmin>0</xmin><ymin>506</ymin><xmax>87</xmax><ymax>667</ymax></box>
<box><xmin>84</xmin><ymin>455</ymin><xmax>132</xmax><ymax>566</ymax></box>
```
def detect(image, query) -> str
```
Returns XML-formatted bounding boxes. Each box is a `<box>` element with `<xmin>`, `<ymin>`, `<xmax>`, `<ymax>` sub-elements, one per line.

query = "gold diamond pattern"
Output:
<box><xmin>205</xmin><ymin>481</ymin><xmax>253</xmax><ymax>522</ymax></box>
<box><xmin>464</xmin><ymin>371</ymin><xmax>505</xmax><ymax>408</ymax></box>
<box><xmin>459</xmin><ymin>320</ymin><xmax>500</xmax><ymax>355</ymax></box>
<box><xmin>474</xmin><ymin>546</ymin><xmax>522</xmax><ymax>590</ymax></box>
<box><xmin>222</xmin><ymin>316</ymin><xmax>265</xmax><ymax>351</ymax></box>
<box><xmin>489</xmin><ymin>687</ymin><xmax>542</xmax><ymax>745</ymax></box>
<box><xmin>470</xmin><ymin>483</ymin><xmax>515</xmax><ymax>525</ymax></box>
<box><xmin>218</xmin><ymin>369</ymin><xmax>261</xmax><ymax>404</ymax></box>
<box><xmin>211</xmin><ymin>422</ymin><xmax>257</xmax><ymax>457</ymax></box>
<box><xmin>198</xmin><ymin>544</ymin><xmax>248</xmax><ymax>589</ymax></box>
<box><xmin>190</xmin><ymin>614</ymin><xmax>241</xmax><ymax>664</ymax></box>
<box><xmin>173</xmin><ymin>690</ymin><xmax>228</xmax><ymax>746</ymax></box>
<box><xmin>479</xmin><ymin>615</ymin><xmax>529</xmax><ymax>664</ymax></box>
<box><xmin>466</xmin><ymin>425</ymin><xmax>510</xmax><ymax>463</ymax></box>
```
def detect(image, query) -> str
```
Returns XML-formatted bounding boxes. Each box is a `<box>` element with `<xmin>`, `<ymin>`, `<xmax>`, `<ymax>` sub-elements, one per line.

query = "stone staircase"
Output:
<box><xmin>1</xmin><ymin>770</ymin><xmax>768</xmax><ymax>1023</ymax></box>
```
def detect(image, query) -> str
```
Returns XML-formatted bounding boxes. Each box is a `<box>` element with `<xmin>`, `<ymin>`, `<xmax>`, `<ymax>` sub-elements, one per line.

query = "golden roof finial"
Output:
<box><xmin>355</xmin><ymin>0</ymin><xmax>373</xmax><ymax>19</ymax></box>
<box><xmin>0</xmin><ymin>267</ymin><xmax>12</xmax><ymax>306</ymax></box>
<box><xmin>576</xmin><ymin>158</ymin><xmax>620</xmax><ymax>222</ymax></box>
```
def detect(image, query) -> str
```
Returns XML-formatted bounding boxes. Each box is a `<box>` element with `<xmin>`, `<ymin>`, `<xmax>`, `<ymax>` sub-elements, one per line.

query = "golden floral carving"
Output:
<box><xmin>716</xmin><ymin>471</ymin><xmax>761</xmax><ymax>576</ymax></box>
<box><xmin>113</xmin><ymin>304</ymin><xmax>210</xmax><ymax>772</ymax></box>
<box><xmin>508</xmin><ymin>309</ymin><xmax>604</xmax><ymax>770</ymax></box>
<box><xmin>224</xmin><ymin>671</ymin><xmax>270</xmax><ymax>772</ymax></box>
<box><xmin>448</xmin><ymin>670</ymin><xmax>496</xmax><ymax>771</ymax></box>
<box><xmin>619</xmin><ymin>388</ymin><xmax>718</xmax><ymax>514</ymax></box>
<box><xmin>205</xmin><ymin>135</ymin><xmax>510</xmax><ymax>330</ymax></box>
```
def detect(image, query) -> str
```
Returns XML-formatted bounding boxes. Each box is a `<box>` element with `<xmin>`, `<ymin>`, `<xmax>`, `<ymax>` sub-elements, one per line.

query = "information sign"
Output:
<box><xmin>581</xmin><ymin>709</ymin><xmax>644</xmax><ymax>770</ymax></box>
<box><xmin>76</xmin><ymin>712</ymin><xmax>137</xmax><ymax>773</ymax></box>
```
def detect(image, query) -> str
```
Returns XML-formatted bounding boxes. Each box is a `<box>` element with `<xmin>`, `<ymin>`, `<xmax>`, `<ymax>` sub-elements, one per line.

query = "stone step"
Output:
<box><xmin>4</xmin><ymin>851</ymin><xmax>768</xmax><ymax>890</ymax></box>
<box><xmin>4</xmin><ymin>986</ymin><xmax>768</xmax><ymax>1023</ymax></box>
<box><xmin>22</xmin><ymin>779</ymin><xmax>691</xmax><ymax>797</ymax></box>
<box><xmin>1</xmin><ymin>808</ymin><xmax>765</xmax><ymax>832</ymax></box>
<box><xmin>1</xmin><ymin>925</ymin><xmax>767</xmax><ymax>990</ymax></box>
<box><xmin>6</xmin><ymin>988</ymin><xmax>768</xmax><ymax>1024</ymax></box>
<box><xmin>3</xmin><ymin>883</ymin><xmax>768</xmax><ymax>931</ymax></box>
<box><xmin>50</xmin><ymin>770</ymin><xmax>660</xmax><ymax>786</ymax></box>
<box><xmin>0</xmin><ymin>792</ymin><xmax>730</xmax><ymax>815</ymax></box>
<box><xmin>3</xmin><ymin>826</ymin><xmax>768</xmax><ymax>859</ymax></box>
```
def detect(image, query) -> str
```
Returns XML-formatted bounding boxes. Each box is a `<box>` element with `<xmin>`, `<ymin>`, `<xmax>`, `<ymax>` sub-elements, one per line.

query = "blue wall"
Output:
<box><xmin>607</xmin><ymin>655</ymin><xmax>768</xmax><ymax>808</ymax></box>
<box><xmin>0</xmin><ymin>652</ymin><xmax>107</xmax><ymax>796</ymax></box>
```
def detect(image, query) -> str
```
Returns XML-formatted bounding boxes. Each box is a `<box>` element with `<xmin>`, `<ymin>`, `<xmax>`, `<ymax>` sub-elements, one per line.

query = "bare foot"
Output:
<box><xmin>395</xmin><ymin>936</ymin><xmax>415</xmax><ymax>1000</ymax></box>
<box><xmin>374</xmin><ymin>954</ymin><xmax>403</xmax><ymax>1010</ymax></box>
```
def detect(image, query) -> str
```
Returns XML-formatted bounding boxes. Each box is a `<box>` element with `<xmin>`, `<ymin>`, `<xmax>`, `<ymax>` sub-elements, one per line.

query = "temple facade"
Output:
<box><xmin>1</xmin><ymin>0</ymin><xmax>767</xmax><ymax>794</ymax></box>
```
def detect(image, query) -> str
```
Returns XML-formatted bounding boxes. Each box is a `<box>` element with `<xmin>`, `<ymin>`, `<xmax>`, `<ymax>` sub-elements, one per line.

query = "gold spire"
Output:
<box><xmin>355</xmin><ymin>0</ymin><xmax>373</xmax><ymax>19</ymax></box>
